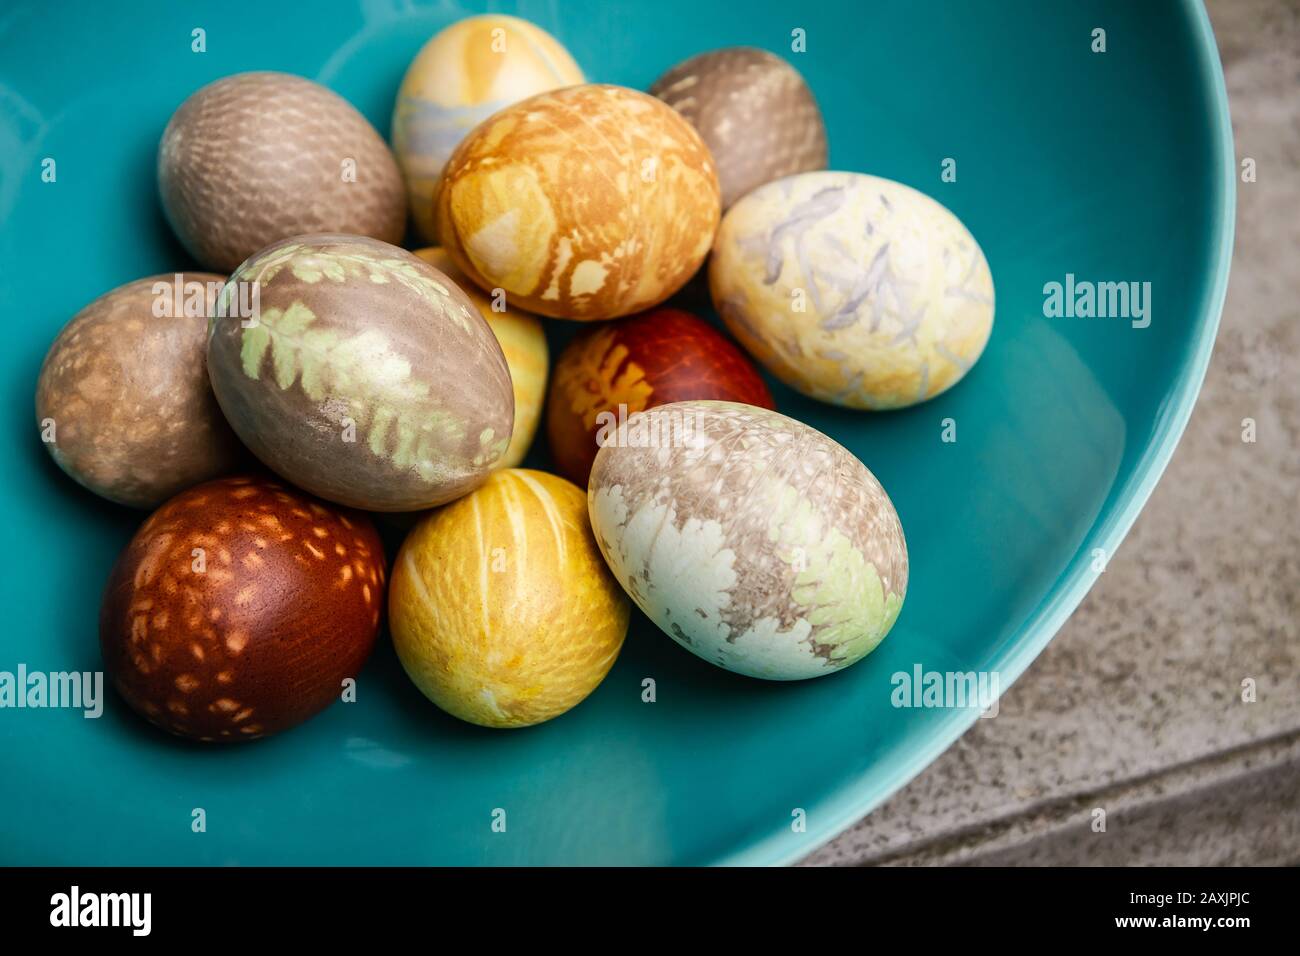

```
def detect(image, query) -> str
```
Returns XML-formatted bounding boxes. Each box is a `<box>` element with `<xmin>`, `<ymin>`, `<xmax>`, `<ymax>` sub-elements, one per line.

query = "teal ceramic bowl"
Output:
<box><xmin>0</xmin><ymin>0</ymin><xmax>1232</xmax><ymax>865</ymax></box>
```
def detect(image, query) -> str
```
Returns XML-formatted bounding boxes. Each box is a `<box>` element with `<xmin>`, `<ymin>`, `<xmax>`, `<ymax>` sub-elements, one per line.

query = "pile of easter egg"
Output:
<box><xmin>34</xmin><ymin>15</ymin><xmax>994</xmax><ymax>742</ymax></box>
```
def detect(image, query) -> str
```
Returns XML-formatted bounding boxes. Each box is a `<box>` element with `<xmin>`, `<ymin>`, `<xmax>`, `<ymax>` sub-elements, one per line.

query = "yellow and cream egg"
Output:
<box><xmin>392</xmin><ymin>14</ymin><xmax>585</xmax><ymax>242</ymax></box>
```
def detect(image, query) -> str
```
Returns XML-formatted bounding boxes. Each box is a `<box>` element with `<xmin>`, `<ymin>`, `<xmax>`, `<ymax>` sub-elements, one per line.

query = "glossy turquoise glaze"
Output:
<box><xmin>0</xmin><ymin>0</ymin><xmax>1233</xmax><ymax>865</ymax></box>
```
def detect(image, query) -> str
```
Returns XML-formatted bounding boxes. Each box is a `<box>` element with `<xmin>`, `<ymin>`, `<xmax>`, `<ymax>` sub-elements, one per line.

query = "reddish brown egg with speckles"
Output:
<box><xmin>546</xmin><ymin>308</ymin><xmax>775</xmax><ymax>486</ymax></box>
<box><xmin>99</xmin><ymin>475</ymin><xmax>385</xmax><ymax>742</ymax></box>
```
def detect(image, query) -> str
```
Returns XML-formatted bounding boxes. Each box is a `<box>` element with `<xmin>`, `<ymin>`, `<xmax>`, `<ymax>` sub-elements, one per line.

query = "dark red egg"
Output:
<box><xmin>546</xmin><ymin>307</ymin><xmax>774</xmax><ymax>485</ymax></box>
<box><xmin>99</xmin><ymin>475</ymin><xmax>385</xmax><ymax>742</ymax></box>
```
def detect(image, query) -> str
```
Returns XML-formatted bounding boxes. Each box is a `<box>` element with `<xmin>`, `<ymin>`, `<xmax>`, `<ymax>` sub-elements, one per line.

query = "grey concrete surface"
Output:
<box><xmin>803</xmin><ymin>0</ymin><xmax>1300</xmax><ymax>866</ymax></box>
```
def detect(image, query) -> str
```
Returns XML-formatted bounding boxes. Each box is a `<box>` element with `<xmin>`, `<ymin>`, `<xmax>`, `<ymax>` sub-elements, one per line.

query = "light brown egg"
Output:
<box><xmin>158</xmin><ymin>72</ymin><xmax>406</xmax><ymax>272</ymax></box>
<box><xmin>35</xmin><ymin>274</ymin><xmax>242</xmax><ymax>508</ymax></box>
<box><xmin>435</xmin><ymin>84</ymin><xmax>721</xmax><ymax>321</ymax></box>
<box><xmin>651</xmin><ymin>47</ymin><xmax>828</xmax><ymax>209</ymax></box>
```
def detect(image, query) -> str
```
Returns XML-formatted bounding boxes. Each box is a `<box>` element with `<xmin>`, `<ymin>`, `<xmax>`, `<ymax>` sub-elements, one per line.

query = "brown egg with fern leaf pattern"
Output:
<box><xmin>206</xmin><ymin>235</ymin><xmax>514</xmax><ymax>511</ymax></box>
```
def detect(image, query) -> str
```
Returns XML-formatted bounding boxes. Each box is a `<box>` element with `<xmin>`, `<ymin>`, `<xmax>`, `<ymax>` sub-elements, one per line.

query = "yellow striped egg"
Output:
<box><xmin>392</xmin><ymin>15</ymin><xmax>584</xmax><ymax>242</ymax></box>
<box><xmin>389</xmin><ymin>469</ymin><xmax>629</xmax><ymax>728</ymax></box>
<box><xmin>415</xmin><ymin>247</ymin><xmax>548</xmax><ymax>468</ymax></box>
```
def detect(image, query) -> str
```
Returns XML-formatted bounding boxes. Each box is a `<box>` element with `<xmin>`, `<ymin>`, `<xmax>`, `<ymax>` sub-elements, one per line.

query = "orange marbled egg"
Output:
<box><xmin>99</xmin><ymin>475</ymin><xmax>385</xmax><ymax>742</ymax></box>
<box><xmin>434</xmin><ymin>84</ymin><xmax>721</xmax><ymax>321</ymax></box>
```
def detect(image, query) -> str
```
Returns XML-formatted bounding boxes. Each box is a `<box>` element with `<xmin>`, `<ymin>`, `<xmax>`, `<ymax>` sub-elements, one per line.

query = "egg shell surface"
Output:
<box><xmin>710</xmin><ymin>171</ymin><xmax>995</xmax><ymax>409</ymax></box>
<box><xmin>650</xmin><ymin>47</ymin><xmax>827</xmax><ymax>209</ymax></box>
<box><xmin>546</xmin><ymin>307</ymin><xmax>773</xmax><ymax>486</ymax></box>
<box><xmin>98</xmin><ymin>476</ymin><xmax>385</xmax><ymax>741</ymax></box>
<box><xmin>389</xmin><ymin>468</ymin><xmax>629</xmax><ymax>728</ymax></box>
<box><xmin>35</xmin><ymin>273</ymin><xmax>242</xmax><ymax>508</ymax></box>
<box><xmin>588</xmin><ymin>400</ymin><xmax>907</xmax><ymax>680</ymax></box>
<box><xmin>393</xmin><ymin>14</ymin><xmax>584</xmax><ymax>243</ymax></box>
<box><xmin>414</xmin><ymin>247</ymin><xmax>547</xmax><ymax>469</ymax></box>
<box><xmin>435</xmin><ymin>83</ymin><xmax>721</xmax><ymax>320</ymax></box>
<box><xmin>158</xmin><ymin>72</ymin><xmax>406</xmax><ymax>272</ymax></box>
<box><xmin>206</xmin><ymin>234</ymin><xmax>514</xmax><ymax>511</ymax></box>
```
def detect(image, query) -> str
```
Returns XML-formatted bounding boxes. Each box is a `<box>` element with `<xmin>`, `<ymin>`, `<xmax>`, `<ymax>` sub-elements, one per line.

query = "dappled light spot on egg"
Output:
<box><xmin>174</xmin><ymin>674</ymin><xmax>200</xmax><ymax>693</ymax></box>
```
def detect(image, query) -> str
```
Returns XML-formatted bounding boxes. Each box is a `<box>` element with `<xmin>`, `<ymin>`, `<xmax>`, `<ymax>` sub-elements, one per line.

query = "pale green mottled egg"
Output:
<box><xmin>588</xmin><ymin>400</ymin><xmax>907</xmax><ymax>681</ymax></box>
<box><xmin>710</xmin><ymin>171</ymin><xmax>994</xmax><ymax>409</ymax></box>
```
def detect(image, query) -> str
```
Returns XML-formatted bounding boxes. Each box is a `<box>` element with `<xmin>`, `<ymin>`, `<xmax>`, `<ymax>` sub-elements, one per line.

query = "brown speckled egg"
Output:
<box><xmin>650</xmin><ymin>48</ymin><xmax>827</xmax><ymax>209</ymax></box>
<box><xmin>35</xmin><ymin>274</ymin><xmax>243</xmax><ymax>508</ymax></box>
<box><xmin>158</xmin><ymin>72</ymin><xmax>406</xmax><ymax>272</ymax></box>
<box><xmin>435</xmin><ymin>83</ymin><xmax>721</xmax><ymax>320</ymax></box>
<box><xmin>99</xmin><ymin>476</ymin><xmax>385</xmax><ymax>742</ymax></box>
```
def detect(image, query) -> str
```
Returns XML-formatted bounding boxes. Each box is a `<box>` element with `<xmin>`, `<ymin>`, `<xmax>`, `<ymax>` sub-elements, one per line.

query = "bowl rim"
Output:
<box><xmin>720</xmin><ymin>0</ymin><xmax>1238</xmax><ymax>867</ymax></box>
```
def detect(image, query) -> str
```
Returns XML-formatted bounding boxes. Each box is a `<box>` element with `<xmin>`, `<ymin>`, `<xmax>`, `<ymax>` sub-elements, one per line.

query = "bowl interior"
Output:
<box><xmin>0</xmin><ymin>0</ymin><xmax>1231</xmax><ymax>864</ymax></box>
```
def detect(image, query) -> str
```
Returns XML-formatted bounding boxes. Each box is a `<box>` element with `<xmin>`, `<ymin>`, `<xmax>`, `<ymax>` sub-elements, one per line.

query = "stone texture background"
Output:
<box><xmin>804</xmin><ymin>0</ymin><xmax>1300</xmax><ymax>866</ymax></box>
